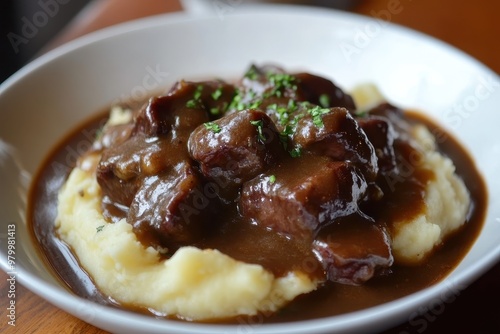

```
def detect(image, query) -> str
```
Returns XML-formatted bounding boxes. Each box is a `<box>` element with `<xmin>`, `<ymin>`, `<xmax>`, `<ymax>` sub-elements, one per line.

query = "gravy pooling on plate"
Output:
<box><xmin>29</xmin><ymin>65</ymin><xmax>487</xmax><ymax>322</ymax></box>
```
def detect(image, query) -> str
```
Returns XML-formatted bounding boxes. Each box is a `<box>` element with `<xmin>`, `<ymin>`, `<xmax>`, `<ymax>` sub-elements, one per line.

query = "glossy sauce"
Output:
<box><xmin>29</xmin><ymin>107</ymin><xmax>487</xmax><ymax>323</ymax></box>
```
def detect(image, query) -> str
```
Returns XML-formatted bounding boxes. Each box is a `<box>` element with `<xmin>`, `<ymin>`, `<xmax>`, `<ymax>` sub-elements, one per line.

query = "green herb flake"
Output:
<box><xmin>186</xmin><ymin>99</ymin><xmax>198</xmax><ymax>108</ymax></box>
<box><xmin>289</xmin><ymin>147</ymin><xmax>302</xmax><ymax>158</ymax></box>
<box><xmin>210</xmin><ymin>107</ymin><xmax>220</xmax><ymax>115</ymax></box>
<box><xmin>290</xmin><ymin>113</ymin><xmax>305</xmax><ymax>126</ymax></box>
<box><xmin>307</xmin><ymin>106</ymin><xmax>330</xmax><ymax>127</ymax></box>
<box><xmin>248</xmin><ymin>89</ymin><xmax>257</xmax><ymax>99</ymax></box>
<box><xmin>204</xmin><ymin>122</ymin><xmax>222</xmax><ymax>133</ymax></box>
<box><xmin>244</xmin><ymin>65</ymin><xmax>259</xmax><ymax>80</ymax></box>
<box><xmin>96</xmin><ymin>225</ymin><xmax>105</xmax><ymax>233</ymax></box>
<box><xmin>299</xmin><ymin>101</ymin><xmax>312</xmax><ymax>109</ymax></box>
<box><xmin>194</xmin><ymin>85</ymin><xmax>204</xmax><ymax>100</ymax></box>
<box><xmin>266</xmin><ymin>72</ymin><xmax>296</xmax><ymax>88</ymax></box>
<box><xmin>228</xmin><ymin>90</ymin><xmax>244</xmax><ymax>110</ymax></box>
<box><xmin>210</xmin><ymin>101</ymin><xmax>228</xmax><ymax>115</ymax></box>
<box><xmin>281</xmin><ymin>125</ymin><xmax>294</xmax><ymax>136</ymax></box>
<box><xmin>250</xmin><ymin>120</ymin><xmax>266</xmax><ymax>142</ymax></box>
<box><xmin>264</xmin><ymin>72</ymin><xmax>298</xmax><ymax>98</ymax></box>
<box><xmin>319</xmin><ymin>94</ymin><xmax>330</xmax><ymax>108</ymax></box>
<box><xmin>279</xmin><ymin>132</ymin><xmax>289</xmax><ymax>149</ymax></box>
<box><xmin>228</xmin><ymin>88</ymin><xmax>263</xmax><ymax>112</ymax></box>
<box><xmin>211</xmin><ymin>87</ymin><xmax>223</xmax><ymax>101</ymax></box>
<box><xmin>269</xmin><ymin>175</ymin><xmax>276</xmax><ymax>184</ymax></box>
<box><xmin>278</xmin><ymin>110</ymin><xmax>289</xmax><ymax>126</ymax></box>
<box><xmin>287</xmin><ymin>99</ymin><xmax>297</xmax><ymax>112</ymax></box>
<box><xmin>248</xmin><ymin>99</ymin><xmax>262</xmax><ymax>109</ymax></box>
<box><xmin>186</xmin><ymin>85</ymin><xmax>204</xmax><ymax>108</ymax></box>
<box><xmin>267</xmin><ymin>103</ymin><xmax>277</xmax><ymax>112</ymax></box>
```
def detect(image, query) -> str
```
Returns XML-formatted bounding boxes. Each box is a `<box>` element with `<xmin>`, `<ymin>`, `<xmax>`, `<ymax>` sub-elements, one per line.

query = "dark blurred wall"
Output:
<box><xmin>1</xmin><ymin>0</ymin><xmax>91</xmax><ymax>83</ymax></box>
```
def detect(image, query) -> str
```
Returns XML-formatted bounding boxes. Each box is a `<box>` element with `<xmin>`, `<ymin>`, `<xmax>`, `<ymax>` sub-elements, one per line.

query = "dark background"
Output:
<box><xmin>0</xmin><ymin>0</ymin><xmax>91</xmax><ymax>83</ymax></box>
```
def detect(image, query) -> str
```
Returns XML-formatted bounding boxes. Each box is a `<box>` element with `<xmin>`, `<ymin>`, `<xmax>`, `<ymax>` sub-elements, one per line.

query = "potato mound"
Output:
<box><xmin>389</xmin><ymin>124</ymin><xmax>470</xmax><ymax>264</ymax></box>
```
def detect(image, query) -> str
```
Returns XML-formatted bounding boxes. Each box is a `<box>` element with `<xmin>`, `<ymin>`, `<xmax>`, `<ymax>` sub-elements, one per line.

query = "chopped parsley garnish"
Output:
<box><xmin>96</xmin><ymin>225</ymin><xmax>105</xmax><ymax>233</ymax></box>
<box><xmin>319</xmin><ymin>94</ymin><xmax>330</xmax><ymax>108</ymax></box>
<box><xmin>186</xmin><ymin>84</ymin><xmax>204</xmax><ymax>108</ymax></box>
<box><xmin>210</xmin><ymin>101</ymin><xmax>228</xmax><ymax>116</ymax></box>
<box><xmin>306</xmin><ymin>105</ymin><xmax>331</xmax><ymax>127</ymax></box>
<box><xmin>186</xmin><ymin>100</ymin><xmax>198</xmax><ymax>108</ymax></box>
<box><xmin>228</xmin><ymin>89</ymin><xmax>245</xmax><ymax>111</ymax></box>
<box><xmin>287</xmin><ymin>98</ymin><xmax>297</xmax><ymax>112</ymax></box>
<box><xmin>269</xmin><ymin>175</ymin><xmax>276</xmax><ymax>184</ymax></box>
<box><xmin>247</xmin><ymin>99</ymin><xmax>262</xmax><ymax>109</ymax></box>
<box><xmin>278</xmin><ymin>113</ymin><xmax>304</xmax><ymax>151</ymax></box>
<box><xmin>204</xmin><ymin>122</ymin><xmax>222</xmax><ymax>133</ymax></box>
<box><xmin>264</xmin><ymin>72</ymin><xmax>298</xmax><ymax>98</ymax></box>
<box><xmin>228</xmin><ymin>88</ymin><xmax>262</xmax><ymax>111</ymax></box>
<box><xmin>193</xmin><ymin>85</ymin><xmax>203</xmax><ymax>99</ymax></box>
<box><xmin>288</xmin><ymin>113</ymin><xmax>305</xmax><ymax>129</ymax></box>
<box><xmin>268</xmin><ymin>101</ymin><xmax>296</xmax><ymax>126</ymax></box>
<box><xmin>267</xmin><ymin>103</ymin><xmax>277</xmax><ymax>111</ymax></box>
<box><xmin>279</xmin><ymin>132</ymin><xmax>290</xmax><ymax>149</ymax></box>
<box><xmin>211</xmin><ymin>87</ymin><xmax>222</xmax><ymax>101</ymax></box>
<box><xmin>289</xmin><ymin>147</ymin><xmax>302</xmax><ymax>158</ymax></box>
<box><xmin>281</xmin><ymin>124</ymin><xmax>295</xmax><ymax>136</ymax></box>
<box><xmin>250</xmin><ymin>119</ymin><xmax>266</xmax><ymax>142</ymax></box>
<box><xmin>244</xmin><ymin>65</ymin><xmax>259</xmax><ymax>80</ymax></box>
<box><xmin>266</xmin><ymin>72</ymin><xmax>296</xmax><ymax>89</ymax></box>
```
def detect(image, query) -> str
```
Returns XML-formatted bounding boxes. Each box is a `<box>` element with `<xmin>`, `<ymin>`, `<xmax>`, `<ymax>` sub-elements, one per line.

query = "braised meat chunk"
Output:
<box><xmin>135</xmin><ymin>80</ymin><xmax>234</xmax><ymax>136</ymax></box>
<box><xmin>188</xmin><ymin>109</ymin><xmax>285</xmax><ymax>202</ymax></box>
<box><xmin>293</xmin><ymin>72</ymin><xmax>356</xmax><ymax>111</ymax></box>
<box><xmin>292</xmin><ymin>107</ymin><xmax>378</xmax><ymax>181</ymax></box>
<box><xmin>313</xmin><ymin>214</ymin><xmax>393</xmax><ymax>285</ymax></box>
<box><xmin>356</xmin><ymin>115</ymin><xmax>398</xmax><ymax>175</ymax></box>
<box><xmin>129</xmin><ymin>161</ymin><xmax>217</xmax><ymax>251</ymax></box>
<box><xmin>240</xmin><ymin>156</ymin><xmax>368</xmax><ymax>241</ymax></box>
<box><xmin>97</xmin><ymin>135</ymin><xmax>184</xmax><ymax>210</ymax></box>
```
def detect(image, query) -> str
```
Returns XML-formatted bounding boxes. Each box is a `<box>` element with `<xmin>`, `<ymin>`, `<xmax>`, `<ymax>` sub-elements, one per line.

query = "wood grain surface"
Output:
<box><xmin>1</xmin><ymin>0</ymin><xmax>498</xmax><ymax>333</ymax></box>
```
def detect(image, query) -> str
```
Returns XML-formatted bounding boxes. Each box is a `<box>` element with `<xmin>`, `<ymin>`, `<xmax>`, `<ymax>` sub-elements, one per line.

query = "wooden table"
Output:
<box><xmin>2</xmin><ymin>0</ymin><xmax>499</xmax><ymax>333</ymax></box>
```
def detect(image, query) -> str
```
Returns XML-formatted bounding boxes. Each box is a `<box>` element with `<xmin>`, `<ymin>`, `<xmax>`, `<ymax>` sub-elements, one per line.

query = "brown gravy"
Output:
<box><xmin>28</xmin><ymin>106</ymin><xmax>488</xmax><ymax>323</ymax></box>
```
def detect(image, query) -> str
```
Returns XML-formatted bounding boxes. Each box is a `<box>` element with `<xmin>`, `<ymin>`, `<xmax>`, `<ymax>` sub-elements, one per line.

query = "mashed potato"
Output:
<box><xmin>389</xmin><ymin>124</ymin><xmax>470</xmax><ymax>264</ymax></box>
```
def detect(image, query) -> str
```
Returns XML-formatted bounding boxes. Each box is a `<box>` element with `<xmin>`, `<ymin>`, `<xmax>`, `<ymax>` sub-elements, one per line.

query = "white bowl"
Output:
<box><xmin>1</xmin><ymin>5</ymin><xmax>499</xmax><ymax>334</ymax></box>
